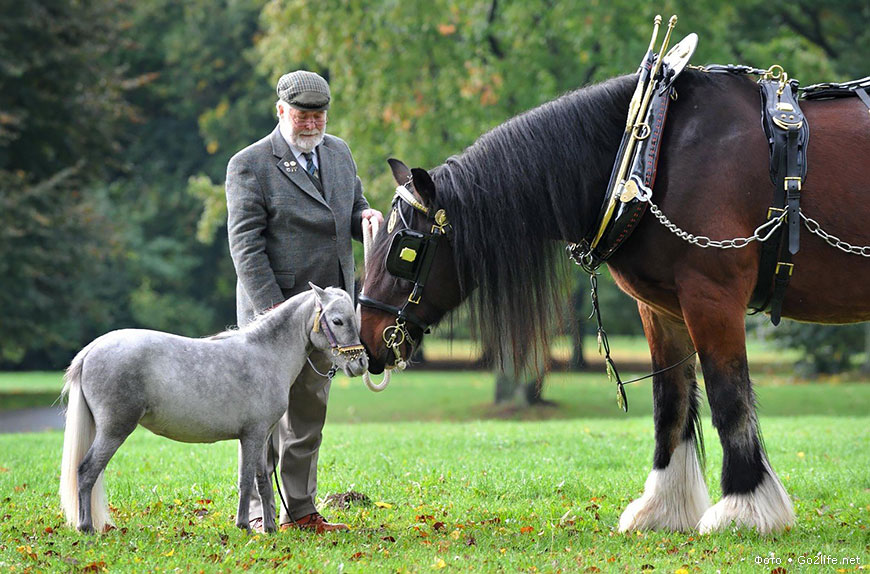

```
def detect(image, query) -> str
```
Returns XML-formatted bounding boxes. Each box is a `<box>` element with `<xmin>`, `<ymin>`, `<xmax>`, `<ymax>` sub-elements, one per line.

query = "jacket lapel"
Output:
<box><xmin>317</xmin><ymin>144</ymin><xmax>336</xmax><ymax>204</ymax></box>
<box><xmin>270</xmin><ymin>127</ymin><xmax>328</xmax><ymax>207</ymax></box>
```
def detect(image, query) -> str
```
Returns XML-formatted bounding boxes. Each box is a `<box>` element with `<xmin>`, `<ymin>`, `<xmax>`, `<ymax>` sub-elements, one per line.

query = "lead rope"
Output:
<box><xmin>270</xmin><ymin>432</ymin><xmax>294</xmax><ymax>528</ymax></box>
<box><xmin>361</xmin><ymin>217</ymin><xmax>391</xmax><ymax>392</ymax></box>
<box><xmin>587</xmin><ymin>272</ymin><xmax>697</xmax><ymax>412</ymax></box>
<box><xmin>306</xmin><ymin>356</ymin><xmax>337</xmax><ymax>380</ymax></box>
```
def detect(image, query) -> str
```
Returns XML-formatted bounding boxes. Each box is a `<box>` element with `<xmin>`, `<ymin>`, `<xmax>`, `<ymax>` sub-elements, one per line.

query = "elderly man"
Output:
<box><xmin>225</xmin><ymin>70</ymin><xmax>382</xmax><ymax>533</ymax></box>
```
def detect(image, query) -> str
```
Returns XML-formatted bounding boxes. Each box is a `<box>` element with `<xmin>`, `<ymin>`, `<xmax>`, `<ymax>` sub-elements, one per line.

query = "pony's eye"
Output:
<box><xmin>332</xmin><ymin>318</ymin><xmax>344</xmax><ymax>326</ymax></box>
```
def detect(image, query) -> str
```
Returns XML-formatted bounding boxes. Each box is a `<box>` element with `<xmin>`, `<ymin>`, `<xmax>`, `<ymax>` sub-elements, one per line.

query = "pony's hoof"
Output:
<box><xmin>77</xmin><ymin>524</ymin><xmax>95</xmax><ymax>535</ymax></box>
<box><xmin>237</xmin><ymin>521</ymin><xmax>252</xmax><ymax>533</ymax></box>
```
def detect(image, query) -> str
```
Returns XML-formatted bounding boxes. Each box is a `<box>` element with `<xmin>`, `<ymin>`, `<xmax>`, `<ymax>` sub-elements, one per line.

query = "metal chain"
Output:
<box><xmin>646</xmin><ymin>200</ymin><xmax>787</xmax><ymax>249</ymax></box>
<box><xmin>647</xmin><ymin>199</ymin><xmax>870</xmax><ymax>256</ymax></box>
<box><xmin>801</xmin><ymin>213</ymin><xmax>870</xmax><ymax>257</ymax></box>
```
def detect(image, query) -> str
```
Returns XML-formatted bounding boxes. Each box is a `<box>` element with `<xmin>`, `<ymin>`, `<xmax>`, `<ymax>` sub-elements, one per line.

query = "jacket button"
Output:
<box><xmin>331</xmin><ymin>235</ymin><xmax>337</xmax><ymax>241</ymax></box>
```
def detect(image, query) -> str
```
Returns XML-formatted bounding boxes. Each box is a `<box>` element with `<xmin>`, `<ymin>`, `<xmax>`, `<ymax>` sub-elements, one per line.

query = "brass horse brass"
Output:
<box><xmin>399</xmin><ymin>247</ymin><xmax>417</xmax><ymax>262</ymax></box>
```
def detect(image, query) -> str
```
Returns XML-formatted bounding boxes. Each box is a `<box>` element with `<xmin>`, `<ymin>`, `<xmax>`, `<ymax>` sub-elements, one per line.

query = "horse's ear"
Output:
<box><xmin>388</xmin><ymin>158</ymin><xmax>412</xmax><ymax>186</ymax></box>
<box><xmin>411</xmin><ymin>167</ymin><xmax>436</xmax><ymax>205</ymax></box>
<box><xmin>308</xmin><ymin>282</ymin><xmax>326</xmax><ymax>304</ymax></box>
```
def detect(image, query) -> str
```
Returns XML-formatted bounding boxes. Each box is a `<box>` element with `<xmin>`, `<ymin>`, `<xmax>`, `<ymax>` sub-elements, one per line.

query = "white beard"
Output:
<box><xmin>282</xmin><ymin>118</ymin><xmax>325</xmax><ymax>152</ymax></box>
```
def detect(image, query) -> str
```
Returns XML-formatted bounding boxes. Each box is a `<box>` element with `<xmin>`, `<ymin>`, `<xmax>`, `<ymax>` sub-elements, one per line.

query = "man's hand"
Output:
<box><xmin>361</xmin><ymin>208</ymin><xmax>384</xmax><ymax>226</ymax></box>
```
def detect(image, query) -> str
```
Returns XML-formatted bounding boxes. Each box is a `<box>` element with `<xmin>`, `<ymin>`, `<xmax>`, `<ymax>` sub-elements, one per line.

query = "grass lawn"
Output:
<box><xmin>1</xmin><ymin>366</ymin><xmax>869</xmax><ymax>572</ymax></box>
<box><xmin>1</xmin><ymin>418</ymin><xmax>868</xmax><ymax>573</ymax></box>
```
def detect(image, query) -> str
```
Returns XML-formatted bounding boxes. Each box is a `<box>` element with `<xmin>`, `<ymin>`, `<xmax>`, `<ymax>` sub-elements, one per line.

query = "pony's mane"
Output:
<box><xmin>206</xmin><ymin>289</ymin><xmax>322</xmax><ymax>342</ymax></box>
<box><xmin>429</xmin><ymin>74</ymin><xmax>636</xmax><ymax>363</ymax></box>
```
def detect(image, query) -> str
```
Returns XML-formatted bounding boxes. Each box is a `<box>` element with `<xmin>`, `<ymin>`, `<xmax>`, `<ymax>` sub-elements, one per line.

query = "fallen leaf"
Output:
<box><xmin>163</xmin><ymin>548</ymin><xmax>174</xmax><ymax>557</ymax></box>
<box><xmin>196</xmin><ymin>498</ymin><xmax>213</xmax><ymax>505</ymax></box>
<box><xmin>375</xmin><ymin>501</ymin><xmax>393</xmax><ymax>509</ymax></box>
<box><xmin>520</xmin><ymin>526</ymin><xmax>534</xmax><ymax>534</ymax></box>
<box><xmin>0</xmin><ymin>467</ymin><xmax>8</xmax><ymax>472</ymax></box>
<box><xmin>433</xmin><ymin>557</ymin><xmax>447</xmax><ymax>569</ymax></box>
<box><xmin>82</xmin><ymin>561</ymin><xmax>107</xmax><ymax>572</ymax></box>
<box><xmin>433</xmin><ymin>521</ymin><xmax>445</xmax><ymax>531</ymax></box>
<box><xmin>437</xmin><ymin>24</ymin><xmax>456</xmax><ymax>36</ymax></box>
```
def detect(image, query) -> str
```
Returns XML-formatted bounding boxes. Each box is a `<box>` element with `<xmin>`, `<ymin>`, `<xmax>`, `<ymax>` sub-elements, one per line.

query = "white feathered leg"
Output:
<box><xmin>698</xmin><ymin>458</ymin><xmax>793</xmax><ymax>534</ymax></box>
<box><xmin>619</xmin><ymin>440</ymin><xmax>710</xmax><ymax>532</ymax></box>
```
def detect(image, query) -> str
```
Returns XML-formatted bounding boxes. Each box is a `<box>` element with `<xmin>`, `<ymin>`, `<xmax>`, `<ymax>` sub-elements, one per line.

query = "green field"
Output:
<box><xmin>1</xmin><ymin>363</ymin><xmax>869</xmax><ymax>572</ymax></box>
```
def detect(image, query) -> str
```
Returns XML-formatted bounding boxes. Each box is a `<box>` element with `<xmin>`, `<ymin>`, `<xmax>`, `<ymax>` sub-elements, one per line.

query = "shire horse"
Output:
<box><xmin>359</xmin><ymin>69</ymin><xmax>870</xmax><ymax>533</ymax></box>
<box><xmin>60</xmin><ymin>285</ymin><xmax>367</xmax><ymax>533</ymax></box>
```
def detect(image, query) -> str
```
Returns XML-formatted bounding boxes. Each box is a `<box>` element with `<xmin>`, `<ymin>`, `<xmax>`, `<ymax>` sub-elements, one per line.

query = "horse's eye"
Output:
<box><xmin>332</xmin><ymin>318</ymin><xmax>343</xmax><ymax>326</ymax></box>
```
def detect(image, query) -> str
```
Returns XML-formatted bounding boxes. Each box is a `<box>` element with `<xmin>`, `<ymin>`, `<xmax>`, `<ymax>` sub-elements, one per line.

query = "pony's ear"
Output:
<box><xmin>388</xmin><ymin>158</ymin><xmax>412</xmax><ymax>186</ymax></box>
<box><xmin>308</xmin><ymin>282</ymin><xmax>326</xmax><ymax>304</ymax></box>
<box><xmin>411</xmin><ymin>167</ymin><xmax>436</xmax><ymax>205</ymax></box>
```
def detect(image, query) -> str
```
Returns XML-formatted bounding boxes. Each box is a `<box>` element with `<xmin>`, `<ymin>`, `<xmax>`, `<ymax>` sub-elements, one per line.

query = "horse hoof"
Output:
<box><xmin>697</xmin><ymin>472</ymin><xmax>794</xmax><ymax>534</ymax></box>
<box><xmin>618</xmin><ymin>441</ymin><xmax>710</xmax><ymax>532</ymax></box>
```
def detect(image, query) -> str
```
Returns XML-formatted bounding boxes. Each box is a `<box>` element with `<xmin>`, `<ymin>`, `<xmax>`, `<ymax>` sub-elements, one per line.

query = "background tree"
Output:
<box><xmin>2</xmin><ymin>0</ymin><xmax>866</xmax><ymax>373</ymax></box>
<box><xmin>0</xmin><ymin>0</ymin><xmax>130</xmax><ymax>365</ymax></box>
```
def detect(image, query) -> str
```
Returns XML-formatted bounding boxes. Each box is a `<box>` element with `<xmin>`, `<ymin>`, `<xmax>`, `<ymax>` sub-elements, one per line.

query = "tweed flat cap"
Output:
<box><xmin>277</xmin><ymin>70</ymin><xmax>331</xmax><ymax>111</ymax></box>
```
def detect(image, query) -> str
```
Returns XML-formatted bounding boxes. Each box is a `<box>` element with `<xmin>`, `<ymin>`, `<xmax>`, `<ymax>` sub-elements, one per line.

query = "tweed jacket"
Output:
<box><xmin>226</xmin><ymin>126</ymin><xmax>368</xmax><ymax>325</ymax></box>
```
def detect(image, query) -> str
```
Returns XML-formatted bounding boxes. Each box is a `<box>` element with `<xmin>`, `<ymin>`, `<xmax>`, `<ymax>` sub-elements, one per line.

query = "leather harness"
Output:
<box><xmin>748</xmin><ymin>71</ymin><xmax>809</xmax><ymax>325</ymax></box>
<box><xmin>575</xmin><ymin>60</ymin><xmax>870</xmax><ymax>326</ymax></box>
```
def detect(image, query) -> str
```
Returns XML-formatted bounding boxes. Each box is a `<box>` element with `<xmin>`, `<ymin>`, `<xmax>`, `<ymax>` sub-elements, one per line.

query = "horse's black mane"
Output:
<box><xmin>429</xmin><ymin>74</ymin><xmax>637</xmax><ymax>362</ymax></box>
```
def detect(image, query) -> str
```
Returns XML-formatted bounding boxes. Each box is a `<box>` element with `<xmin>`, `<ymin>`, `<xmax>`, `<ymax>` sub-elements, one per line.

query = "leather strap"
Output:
<box><xmin>749</xmin><ymin>79</ymin><xmax>809</xmax><ymax>325</ymax></box>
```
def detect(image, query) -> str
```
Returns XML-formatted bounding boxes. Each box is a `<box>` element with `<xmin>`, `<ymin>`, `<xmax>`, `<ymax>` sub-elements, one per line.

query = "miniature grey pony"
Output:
<box><xmin>59</xmin><ymin>284</ymin><xmax>367</xmax><ymax>534</ymax></box>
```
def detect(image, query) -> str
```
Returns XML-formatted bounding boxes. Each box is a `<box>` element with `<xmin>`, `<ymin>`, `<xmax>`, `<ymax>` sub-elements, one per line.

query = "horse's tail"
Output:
<box><xmin>59</xmin><ymin>341</ymin><xmax>112</xmax><ymax>532</ymax></box>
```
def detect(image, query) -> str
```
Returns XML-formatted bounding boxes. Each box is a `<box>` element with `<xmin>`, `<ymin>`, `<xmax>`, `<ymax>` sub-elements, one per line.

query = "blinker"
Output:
<box><xmin>386</xmin><ymin>229</ymin><xmax>428</xmax><ymax>281</ymax></box>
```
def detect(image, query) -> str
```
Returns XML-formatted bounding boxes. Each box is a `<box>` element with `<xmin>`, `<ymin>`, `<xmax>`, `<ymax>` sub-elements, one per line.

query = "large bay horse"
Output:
<box><xmin>60</xmin><ymin>285</ymin><xmax>367</xmax><ymax>533</ymax></box>
<box><xmin>359</xmin><ymin>68</ymin><xmax>870</xmax><ymax>533</ymax></box>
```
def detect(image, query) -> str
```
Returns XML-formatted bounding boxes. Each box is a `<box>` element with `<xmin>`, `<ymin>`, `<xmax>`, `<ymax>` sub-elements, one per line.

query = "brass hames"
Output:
<box><xmin>590</xmin><ymin>15</ymin><xmax>679</xmax><ymax>249</ymax></box>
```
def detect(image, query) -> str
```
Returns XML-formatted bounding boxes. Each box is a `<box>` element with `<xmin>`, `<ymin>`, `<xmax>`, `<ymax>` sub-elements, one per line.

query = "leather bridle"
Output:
<box><xmin>313</xmin><ymin>300</ymin><xmax>366</xmax><ymax>361</ymax></box>
<box><xmin>358</xmin><ymin>183</ymin><xmax>452</xmax><ymax>368</ymax></box>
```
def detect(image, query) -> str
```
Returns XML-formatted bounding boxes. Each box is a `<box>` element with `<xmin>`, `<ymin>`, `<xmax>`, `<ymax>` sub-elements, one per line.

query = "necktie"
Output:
<box><xmin>302</xmin><ymin>152</ymin><xmax>319</xmax><ymax>180</ymax></box>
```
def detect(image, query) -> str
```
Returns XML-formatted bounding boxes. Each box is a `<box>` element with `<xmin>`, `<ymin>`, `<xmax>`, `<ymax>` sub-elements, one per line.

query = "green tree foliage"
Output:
<box><xmin>0</xmin><ymin>0</ymin><xmax>129</xmax><ymax>364</ymax></box>
<box><xmin>103</xmin><ymin>0</ymin><xmax>274</xmax><ymax>339</ymax></box>
<box><xmin>3</xmin><ymin>0</ymin><xmax>866</xmax><ymax>370</ymax></box>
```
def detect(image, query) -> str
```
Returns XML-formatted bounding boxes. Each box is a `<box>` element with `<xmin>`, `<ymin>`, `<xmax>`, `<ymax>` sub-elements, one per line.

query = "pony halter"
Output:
<box><xmin>312</xmin><ymin>301</ymin><xmax>366</xmax><ymax>361</ymax></box>
<box><xmin>358</xmin><ymin>182</ymin><xmax>452</xmax><ymax>369</ymax></box>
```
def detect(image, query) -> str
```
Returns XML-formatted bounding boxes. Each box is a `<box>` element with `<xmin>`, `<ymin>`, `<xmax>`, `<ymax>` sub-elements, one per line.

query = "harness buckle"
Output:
<box><xmin>775</xmin><ymin>262</ymin><xmax>794</xmax><ymax>276</ymax></box>
<box><xmin>784</xmin><ymin>176</ymin><xmax>802</xmax><ymax>191</ymax></box>
<box><xmin>766</xmin><ymin>206</ymin><xmax>785</xmax><ymax>219</ymax></box>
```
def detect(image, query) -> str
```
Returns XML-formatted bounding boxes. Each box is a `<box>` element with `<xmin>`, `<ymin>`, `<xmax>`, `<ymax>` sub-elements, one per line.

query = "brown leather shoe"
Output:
<box><xmin>249</xmin><ymin>517</ymin><xmax>265</xmax><ymax>533</ymax></box>
<box><xmin>279</xmin><ymin>512</ymin><xmax>349</xmax><ymax>533</ymax></box>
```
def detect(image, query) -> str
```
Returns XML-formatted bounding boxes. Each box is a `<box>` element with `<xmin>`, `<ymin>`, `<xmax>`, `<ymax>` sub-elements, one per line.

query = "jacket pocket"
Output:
<box><xmin>274</xmin><ymin>271</ymin><xmax>295</xmax><ymax>289</ymax></box>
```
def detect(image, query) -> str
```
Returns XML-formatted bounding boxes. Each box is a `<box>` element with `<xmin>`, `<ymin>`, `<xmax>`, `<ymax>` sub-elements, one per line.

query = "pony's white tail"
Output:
<box><xmin>59</xmin><ymin>344</ymin><xmax>112</xmax><ymax>532</ymax></box>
